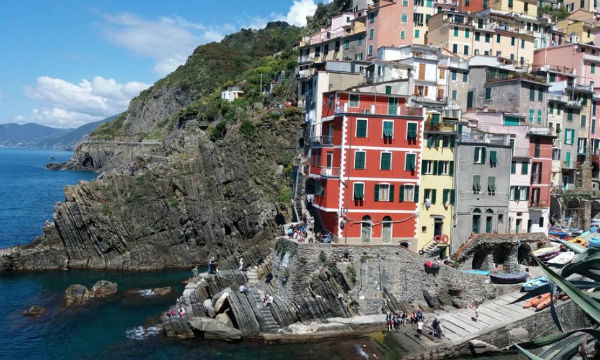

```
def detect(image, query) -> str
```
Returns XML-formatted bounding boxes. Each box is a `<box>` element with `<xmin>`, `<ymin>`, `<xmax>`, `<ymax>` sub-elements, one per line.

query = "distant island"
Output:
<box><xmin>0</xmin><ymin>116</ymin><xmax>114</xmax><ymax>150</ymax></box>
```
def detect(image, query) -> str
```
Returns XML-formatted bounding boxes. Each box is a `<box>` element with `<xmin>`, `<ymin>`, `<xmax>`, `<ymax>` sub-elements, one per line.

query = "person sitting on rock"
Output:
<box><xmin>178</xmin><ymin>307</ymin><xmax>185</xmax><ymax>318</ymax></box>
<box><xmin>239</xmin><ymin>285</ymin><xmax>249</xmax><ymax>295</ymax></box>
<box><xmin>167</xmin><ymin>309</ymin><xmax>176</xmax><ymax>318</ymax></box>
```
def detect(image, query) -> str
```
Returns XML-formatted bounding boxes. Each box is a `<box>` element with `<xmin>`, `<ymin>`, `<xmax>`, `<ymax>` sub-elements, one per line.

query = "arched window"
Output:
<box><xmin>382</xmin><ymin>216</ymin><xmax>392</xmax><ymax>244</ymax></box>
<box><xmin>361</xmin><ymin>215</ymin><xmax>372</xmax><ymax>243</ymax></box>
<box><xmin>472</xmin><ymin>208</ymin><xmax>481</xmax><ymax>234</ymax></box>
<box><xmin>486</xmin><ymin>209</ymin><xmax>494</xmax><ymax>233</ymax></box>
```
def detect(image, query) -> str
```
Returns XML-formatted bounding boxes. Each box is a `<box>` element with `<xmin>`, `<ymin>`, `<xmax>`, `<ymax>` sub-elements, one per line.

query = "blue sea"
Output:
<box><xmin>0</xmin><ymin>148</ymin><xmax>386</xmax><ymax>360</ymax></box>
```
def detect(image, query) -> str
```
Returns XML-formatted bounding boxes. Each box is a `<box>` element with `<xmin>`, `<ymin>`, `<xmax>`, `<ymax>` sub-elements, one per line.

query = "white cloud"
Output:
<box><xmin>284</xmin><ymin>0</ymin><xmax>319</xmax><ymax>26</ymax></box>
<box><xmin>22</xmin><ymin>76</ymin><xmax>150</xmax><ymax>128</ymax></box>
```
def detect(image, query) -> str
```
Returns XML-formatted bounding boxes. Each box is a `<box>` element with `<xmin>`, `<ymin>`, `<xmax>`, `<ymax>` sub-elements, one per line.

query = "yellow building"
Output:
<box><xmin>491</xmin><ymin>0</ymin><xmax>538</xmax><ymax>18</ymax></box>
<box><xmin>413</xmin><ymin>0</ymin><xmax>437</xmax><ymax>45</ymax></box>
<box><xmin>417</xmin><ymin>110</ymin><xmax>459</xmax><ymax>256</ymax></box>
<box><xmin>557</xmin><ymin>10</ymin><xmax>599</xmax><ymax>44</ymax></box>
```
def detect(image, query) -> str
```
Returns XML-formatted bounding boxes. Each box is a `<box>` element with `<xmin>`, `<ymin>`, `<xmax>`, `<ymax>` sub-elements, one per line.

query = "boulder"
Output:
<box><xmin>91</xmin><ymin>280</ymin><xmax>118</xmax><ymax>298</ymax></box>
<box><xmin>64</xmin><ymin>284</ymin><xmax>92</xmax><ymax>307</ymax></box>
<box><xmin>23</xmin><ymin>305</ymin><xmax>47</xmax><ymax>318</ymax></box>
<box><xmin>203</xmin><ymin>299</ymin><xmax>216</xmax><ymax>318</ymax></box>
<box><xmin>509</xmin><ymin>327</ymin><xmax>529</xmax><ymax>342</ymax></box>
<box><xmin>188</xmin><ymin>317</ymin><xmax>242</xmax><ymax>341</ymax></box>
<box><xmin>469</xmin><ymin>340</ymin><xmax>500</xmax><ymax>355</ymax></box>
<box><xmin>152</xmin><ymin>287</ymin><xmax>172</xmax><ymax>296</ymax></box>
<box><xmin>215</xmin><ymin>313</ymin><xmax>234</xmax><ymax>328</ymax></box>
<box><xmin>214</xmin><ymin>291</ymin><xmax>230</xmax><ymax>313</ymax></box>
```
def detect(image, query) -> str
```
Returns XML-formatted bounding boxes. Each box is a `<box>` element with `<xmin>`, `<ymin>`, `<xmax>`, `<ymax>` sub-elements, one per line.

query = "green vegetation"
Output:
<box><xmin>540</xmin><ymin>5</ymin><xmax>569</xmax><ymax>21</ymax></box>
<box><xmin>319</xmin><ymin>250</ymin><xmax>327</xmax><ymax>263</ymax></box>
<box><xmin>209</xmin><ymin>120</ymin><xmax>228</xmax><ymax>142</ymax></box>
<box><xmin>101</xmin><ymin>205</ymin><xmax>110</xmax><ymax>216</ymax></box>
<box><xmin>91</xmin><ymin>113</ymin><xmax>126</xmax><ymax>140</ymax></box>
<box><xmin>283</xmin><ymin>106</ymin><xmax>302</xmax><ymax>118</ymax></box>
<box><xmin>346</xmin><ymin>266</ymin><xmax>357</xmax><ymax>285</ymax></box>
<box><xmin>239</xmin><ymin>120</ymin><xmax>256</xmax><ymax>137</ymax></box>
<box><xmin>306</xmin><ymin>0</ymin><xmax>352</xmax><ymax>34</ymax></box>
<box><xmin>283</xmin><ymin>268</ymin><xmax>291</xmax><ymax>279</ymax></box>
<box><xmin>168</xmin><ymin>197</ymin><xmax>178</xmax><ymax>207</ymax></box>
<box><xmin>513</xmin><ymin>237</ymin><xmax>600</xmax><ymax>358</ymax></box>
<box><xmin>124</xmin><ymin>191</ymin><xmax>142</xmax><ymax>204</ymax></box>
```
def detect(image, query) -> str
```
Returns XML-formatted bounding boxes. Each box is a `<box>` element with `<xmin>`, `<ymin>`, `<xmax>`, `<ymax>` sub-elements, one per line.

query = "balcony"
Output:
<box><xmin>566</xmin><ymin>83</ymin><xmax>594</xmax><ymax>94</ymax></box>
<box><xmin>528</xmin><ymin>126</ymin><xmax>555</xmax><ymax>137</ymax></box>
<box><xmin>312</xmin><ymin>135</ymin><xmax>334</xmax><ymax>146</ymax></box>
<box><xmin>318</xmin><ymin>167</ymin><xmax>340</xmax><ymax>178</ymax></box>
<box><xmin>529</xmin><ymin>199</ymin><xmax>551</xmax><ymax>209</ymax></box>
<box><xmin>334</xmin><ymin>102</ymin><xmax>424</xmax><ymax>117</ymax></box>
<box><xmin>297</xmin><ymin>68</ymin><xmax>317</xmax><ymax>79</ymax></box>
<box><xmin>562</xmin><ymin>161</ymin><xmax>576</xmax><ymax>169</ymax></box>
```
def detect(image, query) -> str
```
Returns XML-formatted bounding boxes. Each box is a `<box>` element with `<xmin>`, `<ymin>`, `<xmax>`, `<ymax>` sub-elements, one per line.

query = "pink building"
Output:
<box><xmin>533</xmin><ymin>44</ymin><xmax>600</xmax><ymax>88</ymax></box>
<box><xmin>366</xmin><ymin>0</ymin><xmax>413</xmax><ymax>59</ymax></box>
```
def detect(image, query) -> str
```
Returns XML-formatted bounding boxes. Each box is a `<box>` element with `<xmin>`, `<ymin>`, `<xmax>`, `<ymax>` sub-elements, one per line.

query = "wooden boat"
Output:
<box><xmin>533</xmin><ymin>247</ymin><xmax>561</xmax><ymax>261</ymax></box>
<box><xmin>549</xmin><ymin>228</ymin><xmax>569</xmax><ymax>238</ymax></box>
<box><xmin>524</xmin><ymin>293</ymin><xmax>551</xmax><ymax>308</ymax></box>
<box><xmin>538</xmin><ymin>251</ymin><xmax>561</xmax><ymax>262</ymax></box>
<box><xmin>566</xmin><ymin>237</ymin><xmax>587</xmax><ymax>247</ymax></box>
<box><xmin>589</xmin><ymin>237</ymin><xmax>600</xmax><ymax>248</ymax></box>
<box><xmin>522</xmin><ymin>276</ymin><xmax>549</xmax><ymax>291</ymax></box>
<box><xmin>490</xmin><ymin>271</ymin><xmax>529</xmax><ymax>284</ymax></box>
<box><xmin>459</xmin><ymin>269</ymin><xmax>490</xmax><ymax>276</ymax></box>
<box><xmin>547</xmin><ymin>251</ymin><xmax>575</xmax><ymax>266</ymax></box>
<box><xmin>570</xmin><ymin>229</ymin><xmax>584</xmax><ymax>237</ymax></box>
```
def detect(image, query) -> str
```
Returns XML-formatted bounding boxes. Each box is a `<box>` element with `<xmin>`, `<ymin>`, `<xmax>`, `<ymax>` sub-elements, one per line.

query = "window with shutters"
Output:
<box><xmin>380</xmin><ymin>152</ymin><xmax>391</xmax><ymax>170</ymax></box>
<box><xmin>529</xmin><ymin>87</ymin><xmax>535</xmax><ymax>101</ymax></box>
<box><xmin>475</xmin><ymin>32</ymin><xmax>480</xmax><ymax>41</ymax></box>
<box><xmin>473</xmin><ymin>175</ymin><xmax>481</xmax><ymax>194</ymax></box>
<box><xmin>567</xmin><ymin>109</ymin><xmax>573</xmax><ymax>121</ymax></box>
<box><xmin>405</xmin><ymin>153</ymin><xmax>416</xmax><ymax>171</ymax></box>
<box><xmin>388</xmin><ymin>97</ymin><xmax>398</xmax><ymax>115</ymax></box>
<box><xmin>511</xmin><ymin>161</ymin><xmax>516</xmax><ymax>174</ymax></box>
<box><xmin>521</xmin><ymin>161</ymin><xmax>528</xmax><ymax>175</ymax></box>
<box><xmin>474</xmin><ymin>146</ymin><xmax>486</xmax><ymax>164</ymax></box>
<box><xmin>350</xmin><ymin>94</ymin><xmax>360</xmax><ymax>108</ymax></box>
<box><xmin>418</xmin><ymin>63</ymin><xmax>426</xmax><ymax>80</ymax></box>
<box><xmin>440</xmin><ymin>68</ymin><xmax>445</xmax><ymax>79</ymax></box>
<box><xmin>423</xmin><ymin>160</ymin><xmax>434</xmax><ymax>174</ymax></box>
<box><xmin>354</xmin><ymin>151</ymin><xmax>366</xmax><ymax>169</ymax></box>
<box><xmin>529</xmin><ymin>109</ymin><xmax>534</xmax><ymax>123</ymax></box>
<box><xmin>353</xmin><ymin>183</ymin><xmax>364</xmax><ymax>201</ymax></box>
<box><xmin>376</xmin><ymin>184</ymin><xmax>393</xmax><ymax>202</ymax></box>
<box><xmin>356</xmin><ymin>119</ymin><xmax>367</xmax><ymax>137</ymax></box>
<box><xmin>549</xmin><ymin>103</ymin><xmax>553</xmax><ymax>114</ymax></box>
<box><xmin>424</xmin><ymin>189</ymin><xmax>437</xmax><ymax>204</ymax></box>
<box><xmin>463</xmin><ymin>73</ymin><xmax>468</xmax><ymax>82</ymax></box>
<box><xmin>400</xmin><ymin>185</ymin><xmax>416</xmax><ymax>202</ymax></box>
<box><xmin>454</xmin><ymin>26</ymin><xmax>458</xmax><ymax>36</ymax></box>
<box><xmin>439</xmin><ymin>161</ymin><xmax>450</xmax><ymax>175</ymax></box>
<box><xmin>489</xmin><ymin>151</ymin><xmax>497</xmax><ymax>167</ymax></box>
<box><xmin>452</xmin><ymin>44</ymin><xmax>458</xmax><ymax>53</ymax></box>
<box><xmin>385</xmin><ymin>86</ymin><xmax>392</xmax><ymax>95</ymax></box>
<box><xmin>463</xmin><ymin>45</ymin><xmax>469</xmax><ymax>55</ymax></box>
<box><xmin>485</xmin><ymin>87</ymin><xmax>491</xmax><ymax>99</ymax></box>
<box><xmin>537</xmin><ymin>109</ymin><xmax>542</xmax><ymax>124</ymax></box>
<box><xmin>407</xmin><ymin>123</ymin><xmax>418</xmax><ymax>140</ymax></box>
<box><xmin>581</xmin><ymin>115</ymin><xmax>587</xmax><ymax>128</ymax></box>
<box><xmin>488</xmin><ymin>176</ymin><xmax>496</xmax><ymax>196</ymax></box>
<box><xmin>382</xmin><ymin>120</ymin><xmax>394</xmax><ymax>139</ymax></box>
<box><xmin>538</xmin><ymin>89</ymin><xmax>543</xmax><ymax>102</ymax></box>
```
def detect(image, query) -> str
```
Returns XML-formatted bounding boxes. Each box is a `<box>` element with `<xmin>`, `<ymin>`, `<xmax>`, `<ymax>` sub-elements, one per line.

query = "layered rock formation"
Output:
<box><xmin>63</xmin><ymin>280</ymin><xmax>118</xmax><ymax>307</ymax></box>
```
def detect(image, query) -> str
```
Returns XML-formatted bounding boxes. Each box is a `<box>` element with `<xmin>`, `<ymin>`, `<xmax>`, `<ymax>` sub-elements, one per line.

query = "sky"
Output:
<box><xmin>0</xmin><ymin>0</ymin><xmax>330</xmax><ymax>129</ymax></box>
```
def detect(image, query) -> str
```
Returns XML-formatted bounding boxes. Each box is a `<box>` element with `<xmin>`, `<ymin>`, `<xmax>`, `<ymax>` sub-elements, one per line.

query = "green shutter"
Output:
<box><xmin>438</xmin><ymin>160</ymin><xmax>444</xmax><ymax>174</ymax></box>
<box><xmin>356</xmin><ymin>119</ymin><xmax>367</xmax><ymax>137</ymax></box>
<box><xmin>427</xmin><ymin>135</ymin><xmax>434</xmax><ymax>147</ymax></box>
<box><xmin>515</xmin><ymin>186</ymin><xmax>520</xmax><ymax>200</ymax></box>
<box><xmin>383</xmin><ymin>121</ymin><xmax>394</xmax><ymax>137</ymax></box>
<box><xmin>431</xmin><ymin>189</ymin><xmax>437</xmax><ymax>204</ymax></box>
<box><xmin>432</xmin><ymin>160</ymin><xmax>438</xmax><ymax>175</ymax></box>
<box><xmin>572</xmin><ymin>129</ymin><xmax>576</xmax><ymax>144</ymax></box>
<box><xmin>450</xmin><ymin>136</ymin><xmax>456</xmax><ymax>147</ymax></box>
<box><xmin>385</xmin><ymin>86</ymin><xmax>392</xmax><ymax>95</ymax></box>
<box><xmin>399</xmin><ymin>185</ymin><xmax>405</xmax><ymax>202</ymax></box>
<box><xmin>521</xmin><ymin>162</ymin><xmax>528</xmax><ymax>175</ymax></box>
<box><xmin>525</xmin><ymin>187</ymin><xmax>530</xmax><ymax>200</ymax></box>
<box><xmin>431</xmin><ymin>114</ymin><xmax>440</xmax><ymax>124</ymax></box>
<box><xmin>405</xmin><ymin>154</ymin><xmax>416</xmax><ymax>171</ymax></box>
<box><xmin>481</xmin><ymin>147</ymin><xmax>487</xmax><ymax>163</ymax></box>
<box><xmin>488</xmin><ymin>176</ymin><xmax>496</xmax><ymax>192</ymax></box>
<box><xmin>374</xmin><ymin>184</ymin><xmax>380</xmax><ymax>201</ymax></box>
<box><xmin>490</xmin><ymin>151</ymin><xmax>497</xmax><ymax>166</ymax></box>
<box><xmin>449</xmin><ymin>161</ymin><xmax>454</xmax><ymax>175</ymax></box>
<box><xmin>354</xmin><ymin>183</ymin><xmax>364</xmax><ymax>200</ymax></box>
<box><xmin>450</xmin><ymin>190</ymin><xmax>456</xmax><ymax>204</ymax></box>
<box><xmin>355</xmin><ymin>152</ymin><xmax>365</xmax><ymax>169</ymax></box>
<box><xmin>435</xmin><ymin>135</ymin><xmax>441</xmax><ymax>147</ymax></box>
<box><xmin>443</xmin><ymin>189</ymin><xmax>449</xmax><ymax>204</ymax></box>
<box><xmin>564</xmin><ymin>129</ymin><xmax>568</xmax><ymax>143</ymax></box>
<box><xmin>474</xmin><ymin>147</ymin><xmax>480</xmax><ymax>163</ymax></box>
<box><xmin>407</xmin><ymin>123</ymin><xmax>417</xmax><ymax>140</ymax></box>
<box><xmin>473</xmin><ymin>175</ymin><xmax>481</xmax><ymax>191</ymax></box>
<box><xmin>381</xmin><ymin>152</ymin><xmax>391</xmax><ymax>170</ymax></box>
<box><xmin>414</xmin><ymin>186</ymin><xmax>419</xmax><ymax>202</ymax></box>
<box><xmin>421</xmin><ymin>160</ymin><xmax>427</xmax><ymax>174</ymax></box>
<box><xmin>511</xmin><ymin>161</ymin><xmax>516</xmax><ymax>174</ymax></box>
<box><xmin>389</xmin><ymin>185</ymin><xmax>395</xmax><ymax>202</ymax></box>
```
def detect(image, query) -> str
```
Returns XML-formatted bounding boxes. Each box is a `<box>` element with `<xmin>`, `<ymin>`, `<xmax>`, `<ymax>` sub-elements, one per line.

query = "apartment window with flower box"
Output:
<box><xmin>374</xmin><ymin>184</ymin><xmax>394</xmax><ymax>202</ymax></box>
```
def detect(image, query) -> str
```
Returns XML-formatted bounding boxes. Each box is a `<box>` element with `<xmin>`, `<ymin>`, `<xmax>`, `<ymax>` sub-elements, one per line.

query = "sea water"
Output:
<box><xmin>0</xmin><ymin>148</ymin><xmax>384</xmax><ymax>360</ymax></box>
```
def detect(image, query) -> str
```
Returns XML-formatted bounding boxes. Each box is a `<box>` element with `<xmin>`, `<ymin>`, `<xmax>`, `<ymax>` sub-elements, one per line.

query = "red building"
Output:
<box><xmin>527</xmin><ymin>129</ymin><xmax>555</xmax><ymax>233</ymax></box>
<box><xmin>308</xmin><ymin>91</ymin><xmax>424</xmax><ymax>246</ymax></box>
<box><xmin>458</xmin><ymin>0</ymin><xmax>490</xmax><ymax>13</ymax></box>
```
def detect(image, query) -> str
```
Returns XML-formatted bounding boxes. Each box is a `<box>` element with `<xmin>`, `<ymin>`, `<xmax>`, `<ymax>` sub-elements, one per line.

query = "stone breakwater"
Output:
<box><xmin>160</xmin><ymin>239</ymin><xmax>507</xmax><ymax>342</ymax></box>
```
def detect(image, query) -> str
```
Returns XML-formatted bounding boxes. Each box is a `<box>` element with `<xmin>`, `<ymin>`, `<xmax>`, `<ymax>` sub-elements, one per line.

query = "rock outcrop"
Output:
<box><xmin>63</xmin><ymin>280</ymin><xmax>118</xmax><ymax>307</ymax></box>
<box><xmin>22</xmin><ymin>305</ymin><xmax>47</xmax><ymax>318</ymax></box>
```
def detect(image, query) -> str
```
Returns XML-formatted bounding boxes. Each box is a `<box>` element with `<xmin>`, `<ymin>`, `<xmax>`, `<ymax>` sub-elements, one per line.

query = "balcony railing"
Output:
<box><xmin>319</xmin><ymin>167</ymin><xmax>340</xmax><ymax>177</ymax></box>
<box><xmin>312</xmin><ymin>135</ymin><xmax>334</xmax><ymax>146</ymax></box>
<box><xmin>529</xmin><ymin>199</ymin><xmax>551</xmax><ymax>208</ymax></box>
<box><xmin>563</xmin><ymin>161</ymin><xmax>576</xmax><ymax>169</ymax></box>
<box><xmin>334</xmin><ymin>102</ymin><xmax>424</xmax><ymax>117</ymax></box>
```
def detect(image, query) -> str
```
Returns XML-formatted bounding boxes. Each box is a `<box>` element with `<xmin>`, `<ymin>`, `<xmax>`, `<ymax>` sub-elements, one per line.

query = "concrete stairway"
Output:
<box><xmin>246</xmin><ymin>267</ymin><xmax>259</xmax><ymax>286</ymax></box>
<box><xmin>357</xmin><ymin>258</ymin><xmax>385</xmax><ymax>315</ymax></box>
<box><xmin>425</xmin><ymin>290</ymin><xmax>534</xmax><ymax>344</ymax></box>
<box><xmin>249</xmin><ymin>291</ymin><xmax>279</xmax><ymax>333</ymax></box>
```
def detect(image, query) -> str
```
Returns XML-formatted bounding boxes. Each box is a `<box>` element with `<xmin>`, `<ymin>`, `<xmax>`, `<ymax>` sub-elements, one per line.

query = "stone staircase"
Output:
<box><xmin>357</xmin><ymin>258</ymin><xmax>385</xmax><ymax>315</ymax></box>
<box><xmin>425</xmin><ymin>290</ymin><xmax>535</xmax><ymax>344</ymax></box>
<box><xmin>246</xmin><ymin>266</ymin><xmax>259</xmax><ymax>286</ymax></box>
<box><xmin>249</xmin><ymin>291</ymin><xmax>279</xmax><ymax>333</ymax></box>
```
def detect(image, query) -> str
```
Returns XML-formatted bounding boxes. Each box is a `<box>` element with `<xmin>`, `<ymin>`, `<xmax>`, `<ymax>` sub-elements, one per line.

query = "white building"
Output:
<box><xmin>221</xmin><ymin>87</ymin><xmax>244</xmax><ymax>102</ymax></box>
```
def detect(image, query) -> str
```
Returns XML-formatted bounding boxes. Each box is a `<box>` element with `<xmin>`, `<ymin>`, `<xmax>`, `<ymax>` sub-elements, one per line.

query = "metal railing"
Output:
<box><xmin>312</xmin><ymin>135</ymin><xmax>334</xmax><ymax>146</ymax></box>
<box><xmin>318</xmin><ymin>167</ymin><xmax>341</xmax><ymax>177</ymax></box>
<box><xmin>529</xmin><ymin>199</ymin><xmax>551</xmax><ymax>208</ymax></box>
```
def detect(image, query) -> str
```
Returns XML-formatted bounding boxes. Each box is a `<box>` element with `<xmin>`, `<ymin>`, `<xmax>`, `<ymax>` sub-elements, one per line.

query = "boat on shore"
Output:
<box><xmin>524</xmin><ymin>293</ymin><xmax>551</xmax><ymax>308</ymax></box>
<box><xmin>547</xmin><ymin>251</ymin><xmax>575</xmax><ymax>266</ymax></box>
<box><xmin>459</xmin><ymin>269</ymin><xmax>490</xmax><ymax>276</ymax></box>
<box><xmin>522</xmin><ymin>276</ymin><xmax>549</xmax><ymax>291</ymax></box>
<box><xmin>549</xmin><ymin>228</ymin><xmax>569</xmax><ymax>238</ymax></box>
<box><xmin>490</xmin><ymin>271</ymin><xmax>529</xmax><ymax>284</ymax></box>
<box><xmin>590</xmin><ymin>237</ymin><xmax>600</xmax><ymax>248</ymax></box>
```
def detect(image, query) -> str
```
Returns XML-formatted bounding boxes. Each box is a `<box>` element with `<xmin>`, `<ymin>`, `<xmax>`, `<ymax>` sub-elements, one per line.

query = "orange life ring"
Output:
<box><xmin>441</xmin><ymin>235</ymin><xmax>449</xmax><ymax>244</ymax></box>
<box><xmin>434</xmin><ymin>235</ymin><xmax>441</xmax><ymax>242</ymax></box>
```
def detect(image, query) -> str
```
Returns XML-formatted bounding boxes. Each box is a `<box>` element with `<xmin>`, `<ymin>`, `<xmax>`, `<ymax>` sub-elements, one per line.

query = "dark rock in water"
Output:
<box><xmin>23</xmin><ymin>305</ymin><xmax>47</xmax><ymax>318</ymax></box>
<box><xmin>152</xmin><ymin>287</ymin><xmax>172</xmax><ymax>296</ymax></box>
<box><xmin>45</xmin><ymin>162</ymin><xmax>68</xmax><ymax>170</ymax></box>
<box><xmin>64</xmin><ymin>284</ymin><xmax>93</xmax><ymax>307</ymax></box>
<box><xmin>188</xmin><ymin>317</ymin><xmax>242</xmax><ymax>341</ymax></box>
<box><xmin>91</xmin><ymin>280</ymin><xmax>118</xmax><ymax>298</ymax></box>
<box><xmin>64</xmin><ymin>280</ymin><xmax>118</xmax><ymax>307</ymax></box>
<box><xmin>129</xmin><ymin>286</ymin><xmax>172</xmax><ymax>298</ymax></box>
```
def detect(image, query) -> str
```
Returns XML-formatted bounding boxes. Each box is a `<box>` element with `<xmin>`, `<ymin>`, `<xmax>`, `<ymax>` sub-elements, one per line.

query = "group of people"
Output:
<box><xmin>207</xmin><ymin>256</ymin><xmax>218</xmax><ymax>274</ymax></box>
<box><xmin>286</xmin><ymin>224</ymin><xmax>307</xmax><ymax>242</ymax></box>
<box><xmin>386</xmin><ymin>310</ymin><xmax>424</xmax><ymax>332</ymax></box>
<box><xmin>166</xmin><ymin>307</ymin><xmax>186</xmax><ymax>319</ymax></box>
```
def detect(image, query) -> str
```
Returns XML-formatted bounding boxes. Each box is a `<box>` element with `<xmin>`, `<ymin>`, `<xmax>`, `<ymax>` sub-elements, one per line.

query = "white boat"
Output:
<box><xmin>547</xmin><ymin>251</ymin><xmax>575</xmax><ymax>266</ymax></box>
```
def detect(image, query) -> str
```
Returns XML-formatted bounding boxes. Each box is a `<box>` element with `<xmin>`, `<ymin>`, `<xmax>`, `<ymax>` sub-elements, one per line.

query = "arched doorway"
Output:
<box><xmin>382</xmin><ymin>216</ymin><xmax>392</xmax><ymax>244</ymax></box>
<box><xmin>472</xmin><ymin>208</ymin><xmax>481</xmax><ymax>234</ymax></box>
<box><xmin>486</xmin><ymin>209</ymin><xmax>494</xmax><ymax>234</ymax></box>
<box><xmin>361</xmin><ymin>215</ymin><xmax>372</xmax><ymax>243</ymax></box>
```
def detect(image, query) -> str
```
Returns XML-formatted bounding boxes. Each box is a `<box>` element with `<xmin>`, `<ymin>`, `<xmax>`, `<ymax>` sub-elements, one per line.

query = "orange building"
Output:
<box><xmin>308</xmin><ymin>90</ymin><xmax>424</xmax><ymax>246</ymax></box>
<box><xmin>459</xmin><ymin>0</ymin><xmax>491</xmax><ymax>13</ymax></box>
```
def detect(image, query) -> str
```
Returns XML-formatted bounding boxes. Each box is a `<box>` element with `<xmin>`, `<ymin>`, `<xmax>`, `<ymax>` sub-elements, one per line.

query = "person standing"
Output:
<box><xmin>417</xmin><ymin>319</ymin><xmax>424</xmax><ymax>339</ymax></box>
<box><xmin>207</xmin><ymin>255</ymin><xmax>212</xmax><ymax>274</ymax></box>
<box><xmin>238</xmin><ymin>257</ymin><xmax>244</xmax><ymax>271</ymax></box>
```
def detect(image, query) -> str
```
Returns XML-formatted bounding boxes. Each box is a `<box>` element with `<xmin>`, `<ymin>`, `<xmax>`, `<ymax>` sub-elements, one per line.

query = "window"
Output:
<box><xmin>405</xmin><ymin>153</ymin><xmax>416</xmax><ymax>171</ymax></box>
<box><xmin>402</xmin><ymin>0</ymin><xmax>408</xmax><ymax>5</ymax></box>
<box><xmin>508</xmin><ymin>0</ymin><xmax>513</xmax><ymax>7</ymax></box>
<box><xmin>488</xmin><ymin>176</ymin><xmax>496</xmax><ymax>196</ymax></box>
<box><xmin>568</xmin><ymin>109</ymin><xmax>573</xmax><ymax>121</ymax></box>
<box><xmin>451</xmin><ymin>71</ymin><xmax>457</xmax><ymax>81</ymax></box>
<box><xmin>369</xmin><ymin>12</ymin><xmax>375</xmax><ymax>23</ymax></box>
<box><xmin>463</xmin><ymin>73</ymin><xmax>468</xmax><ymax>82</ymax></box>
<box><xmin>443</xmin><ymin>189</ymin><xmax>456</xmax><ymax>205</ymax></box>
<box><xmin>385</xmin><ymin>86</ymin><xmax>392</xmax><ymax>95</ymax></box>
<box><xmin>529</xmin><ymin>109</ymin><xmax>534</xmax><ymax>123</ymax></box>
<box><xmin>534</xmin><ymin>139</ymin><xmax>540</xmax><ymax>158</ymax></box>
<box><xmin>356</xmin><ymin>119</ymin><xmax>367</xmax><ymax>137</ymax></box>
<box><xmin>344</xmin><ymin>39</ymin><xmax>350</xmax><ymax>50</ymax></box>
<box><xmin>552</xmin><ymin>148</ymin><xmax>561</xmax><ymax>160</ymax></box>
<box><xmin>465</xmin><ymin>28</ymin><xmax>470</xmax><ymax>38</ymax></box>
<box><xmin>380</xmin><ymin>152</ymin><xmax>391</xmax><ymax>170</ymax></box>
<box><xmin>328</xmin><ymin>95</ymin><xmax>334</xmax><ymax>109</ymax></box>
<box><xmin>529</xmin><ymin>88</ymin><xmax>535</xmax><ymax>101</ymax></box>
<box><xmin>581</xmin><ymin>115</ymin><xmax>587</xmax><ymax>128</ymax></box>
<box><xmin>537</xmin><ymin>109</ymin><xmax>542</xmax><ymax>124</ymax></box>
<box><xmin>594</xmin><ymin>102</ymin><xmax>597</xmax><ymax>116</ymax></box>
<box><xmin>400</xmin><ymin>30</ymin><xmax>405</xmax><ymax>40</ymax></box>
<box><xmin>400</xmin><ymin>185</ymin><xmax>417</xmax><ymax>202</ymax></box>
<box><xmin>368</xmin><ymin>45</ymin><xmax>373</xmax><ymax>56</ymax></box>
<box><xmin>496</xmin><ymin>34</ymin><xmax>501</xmax><ymax>43</ymax></box>
<box><xmin>463</xmin><ymin>45</ymin><xmax>469</xmax><ymax>55</ymax></box>
<box><xmin>422</xmin><ymin>160</ymin><xmax>434</xmax><ymax>174</ymax></box>
<box><xmin>489</xmin><ymin>151</ymin><xmax>497</xmax><ymax>167</ymax></box>
<box><xmin>521</xmin><ymin>161</ymin><xmax>528</xmax><ymax>175</ymax></box>
<box><xmin>407</xmin><ymin>123</ymin><xmax>418</xmax><ymax>140</ymax></box>
<box><xmin>485</xmin><ymin>33</ymin><xmax>490</xmax><ymax>43</ymax></box>
<box><xmin>485</xmin><ymin>87</ymin><xmax>491</xmax><ymax>99</ymax></box>
<box><xmin>452</xmin><ymin>44</ymin><xmax>458</xmax><ymax>53</ymax></box>
<box><xmin>415</xmin><ymin>29</ymin><xmax>420</xmax><ymax>38</ymax></box>
<box><xmin>401</xmin><ymin>14</ymin><xmax>407</xmax><ymax>23</ymax></box>
<box><xmin>521</xmin><ymin>39</ymin><xmax>525</xmax><ymax>49</ymax></box>
<box><xmin>564</xmin><ymin>128</ymin><xmax>575</xmax><ymax>145</ymax></box>
<box><xmin>473</xmin><ymin>175</ymin><xmax>481</xmax><ymax>194</ymax></box>
<box><xmin>511</xmin><ymin>161</ymin><xmax>516</xmax><ymax>174</ymax></box>
<box><xmin>451</xmin><ymin>90</ymin><xmax>457</xmax><ymax>100</ymax></box>
<box><xmin>478</xmin><ymin>19</ymin><xmax>483</xmax><ymax>29</ymax></box>
<box><xmin>358</xmin><ymin>36</ymin><xmax>363</xmax><ymax>45</ymax></box>
<box><xmin>369</xmin><ymin>29</ymin><xmax>375</xmax><ymax>39</ymax></box>
<box><xmin>474</xmin><ymin>146</ymin><xmax>486</xmax><ymax>163</ymax></box>
<box><xmin>350</xmin><ymin>94</ymin><xmax>360</xmax><ymax>108</ymax></box>
<box><xmin>475</xmin><ymin>32</ymin><xmax>480</xmax><ymax>41</ymax></box>
<box><xmin>388</xmin><ymin>97</ymin><xmax>398</xmax><ymax>115</ymax></box>
<box><xmin>454</xmin><ymin>26</ymin><xmax>458</xmax><ymax>36</ymax></box>
<box><xmin>549</xmin><ymin>103</ymin><xmax>554</xmax><ymax>114</ymax></box>
<box><xmin>354</xmin><ymin>151</ymin><xmax>366</xmax><ymax>169</ymax></box>
<box><xmin>593</xmin><ymin>119</ymin><xmax>596</xmax><ymax>134</ymax></box>
<box><xmin>353</xmin><ymin>183</ymin><xmax>364</xmax><ymax>201</ymax></box>
<box><xmin>538</xmin><ymin>89</ymin><xmax>543</xmax><ymax>102</ymax></box>
<box><xmin>374</xmin><ymin>184</ymin><xmax>394</xmax><ymax>202</ymax></box>
<box><xmin>424</xmin><ymin>188</ymin><xmax>437</xmax><ymax>205</ymax></box>
<box><xmin>592</xmin><ymin>63</ymin><xmax>596</xmax><ymax>74</ymax></box>
<box><xmin>473</xmin><ymin>210</ymin><xmax>481</xmax><ymax>234</ymax></box>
